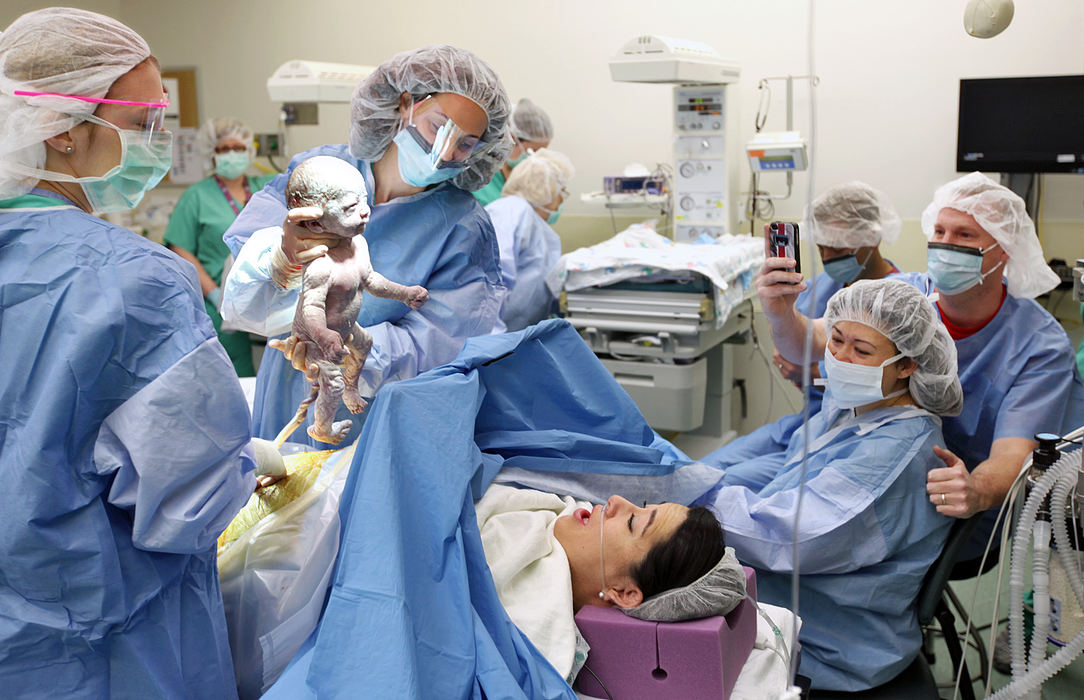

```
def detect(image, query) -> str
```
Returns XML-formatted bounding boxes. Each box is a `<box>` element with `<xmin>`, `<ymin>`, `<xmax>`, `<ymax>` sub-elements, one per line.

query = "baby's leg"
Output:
<box><xmin>306</xmin><ymin>360</ymin><xmax>352</xmax><ymax>444</ymax></box>
<box><xmin>342</xmin><ymin>323</ymin><xmax>372</xmax><ymax>414</ymax></box>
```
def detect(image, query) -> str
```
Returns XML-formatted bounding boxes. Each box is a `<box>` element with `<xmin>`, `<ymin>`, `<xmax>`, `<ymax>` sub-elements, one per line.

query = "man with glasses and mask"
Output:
<box><xmin>757</xmin><ymin>171</ymin><xmax>1084</xmax><ymax>565</ymax></box>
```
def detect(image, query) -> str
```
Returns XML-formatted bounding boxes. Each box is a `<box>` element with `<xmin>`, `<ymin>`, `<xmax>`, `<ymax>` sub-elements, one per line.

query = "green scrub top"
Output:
<box><xmin>163</xmin><ymin>173</ymin><xmax>275</xmax><ymax>377</ymax></box>
<box><xmin>164</xmin><ymin>173</ymin><xmax>275</xmax><ymax>284</ymax></box>
<box><xmin>471</xmin><ymin>170</ymin><xmax>506</xmax><ymax>208</ymax></box>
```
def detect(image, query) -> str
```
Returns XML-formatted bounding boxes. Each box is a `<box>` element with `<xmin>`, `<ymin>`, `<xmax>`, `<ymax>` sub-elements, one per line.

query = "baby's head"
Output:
<box><xmin>286</xmin><ymin>155</ymin><xmax>371</xmax><ymax>237</ymax></box>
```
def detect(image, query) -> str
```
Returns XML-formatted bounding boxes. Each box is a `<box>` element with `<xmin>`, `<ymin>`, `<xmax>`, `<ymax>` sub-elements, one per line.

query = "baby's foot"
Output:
<box><xmin>307</xmin><ymin>419</ymin><xmax>352</xmax><ymax>445</ymax></box>
<box><xmin>343</xmin><ymin>389</ymin><xmax>368</xmax><ymax>414</ymax></box>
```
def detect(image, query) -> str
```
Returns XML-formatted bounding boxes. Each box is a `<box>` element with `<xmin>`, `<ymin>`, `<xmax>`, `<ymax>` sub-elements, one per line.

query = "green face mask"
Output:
<box><xmin>506</xmin><ymin>150</ymin><xmax>529</xmax><ymax>169</ymax></box>
<box><xmin>214</xmin><ymin>151</ymin><xmax>250</xmax><ymax>179</ymax></box>
<box><xmin>13</xmin><ymin>113</ymin><xmax>173</xmax><ymax>214</ymax></box>
<box><xmin>542</xmin><ymin>201</ymin><xmax>563</xmax><ymax>225</ymax></box>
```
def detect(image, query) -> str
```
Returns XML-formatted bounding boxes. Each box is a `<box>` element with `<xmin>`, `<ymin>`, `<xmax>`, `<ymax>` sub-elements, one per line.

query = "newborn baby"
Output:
<box><xmin>271</xmin><ymin>155</ymin><xmax>429</xmax><ymax>444</ymax></box>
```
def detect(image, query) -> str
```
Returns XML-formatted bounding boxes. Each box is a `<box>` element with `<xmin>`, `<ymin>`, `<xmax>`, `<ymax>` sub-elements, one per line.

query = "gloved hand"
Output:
<box><xmin>268</xmin><ymin>205</ymin><xmax>339</xmax><ymax>289</ymax></box>
<box><xmin>205</xmin><ymin>286</ymin><xmax>223</xmax><ymax>309</ymax></box>
<box><xmin>250</xmin><ymin>437</ymin><xmax>287</xmax><ymax>489</ymax></box>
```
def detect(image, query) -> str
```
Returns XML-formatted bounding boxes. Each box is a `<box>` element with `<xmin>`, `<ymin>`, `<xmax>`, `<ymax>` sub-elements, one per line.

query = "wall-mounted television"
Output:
<box><xmin>957</xmin><ymin>75</ymin><xmax>1084</xmax><ymax>173</ymax></box>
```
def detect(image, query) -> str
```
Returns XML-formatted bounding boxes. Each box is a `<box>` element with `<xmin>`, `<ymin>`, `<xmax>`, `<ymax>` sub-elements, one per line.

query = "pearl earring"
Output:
<box><xmin>598</xmin><ymin>591</ymin><xmax>604</xmax><ymax>599</ymax></box>
<box><xmin>65</xmin><ymin>146</ymin><xmax>73</xmax><ymax>153</ymax></box>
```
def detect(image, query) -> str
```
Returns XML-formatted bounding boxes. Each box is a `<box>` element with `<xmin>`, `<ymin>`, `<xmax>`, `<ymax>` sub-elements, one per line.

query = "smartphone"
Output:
<box><xmin>767</xmin><ymin>221</ymin><xmax>801</xmax><ymax>281</ymax></box>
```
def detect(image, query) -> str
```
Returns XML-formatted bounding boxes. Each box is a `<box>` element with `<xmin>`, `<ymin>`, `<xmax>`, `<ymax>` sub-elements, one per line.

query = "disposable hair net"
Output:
<box><xmin>0</xmin><ymin>7</ymin><xmax>151</xmax><ymax>198</ymax></box>
<box><xmin>623</xmin><ymin>547</ymin><xmax>747</xmax><ymax>622</ymax></box>
<box><xmin>197</xmin><ymin>117</ymin><xmax>255</xmax><ymax>173</ymax></box>
<box><xmin>823</xmin><ymin>279</ymin><xmax>963</xmax><ymax>416</ymax></box>
<box><xmin>920</xmin><ymin>172</ymin><xmax>1060</xmax><ymax>298</ymax></box>
<box><xmin>501</xmin><ymin>148</ymin><xmax>573</xmax><ymax>208</ymax></box>
<box><xmin>510</xmin><ymin>98</ymin><xmax>553</xmax><ymax>143</ymax></box>
<box><xmin>348</xmin><ymin>45</ymin><xmax>512</xmax><ymax>192</ymax></box>
<box><xmin>803</xmin><ymin>181</ymin><xmax>902</xmax><ymax>249</ymax></box>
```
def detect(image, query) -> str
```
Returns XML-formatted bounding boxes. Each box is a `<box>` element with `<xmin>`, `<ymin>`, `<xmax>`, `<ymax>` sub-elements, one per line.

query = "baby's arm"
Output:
<box><xmin>297</xmin><ymin>258</ymin><xmax>346</xmax><ymax>360</ymax></box>
<box><xmin>353</xmin><ymin>237</ymin><xmax>429</xmax><ymax>310</ymax></box>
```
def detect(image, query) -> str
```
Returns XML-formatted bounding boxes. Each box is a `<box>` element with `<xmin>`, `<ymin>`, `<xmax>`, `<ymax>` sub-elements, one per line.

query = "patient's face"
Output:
<box><xmin>555</xmin><ymin>495</ymin><xmax>687</xmax><ymax>597</ymax></box>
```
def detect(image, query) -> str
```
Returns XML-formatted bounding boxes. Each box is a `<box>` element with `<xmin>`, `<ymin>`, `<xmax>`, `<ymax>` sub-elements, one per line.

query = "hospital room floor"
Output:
<box><xmin>932</xmin><ymin>560</ymin><xmax>1084</xmax><ymax>699</ymax></box>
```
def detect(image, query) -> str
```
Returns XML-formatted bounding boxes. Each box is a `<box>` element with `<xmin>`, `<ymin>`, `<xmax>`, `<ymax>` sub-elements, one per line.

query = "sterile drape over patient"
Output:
<box><xmin>263</xmin><ymin>319</ymin><xmax>726</xmax><ymax>698</ymax></box>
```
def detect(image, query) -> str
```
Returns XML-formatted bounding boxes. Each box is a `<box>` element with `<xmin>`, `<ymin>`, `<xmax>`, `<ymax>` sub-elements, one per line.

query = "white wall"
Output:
<box><xmin>116</xmin><ymin>1</ymin><xmax>1083</xmax><ymax>214</ymax></box>
<box><xmin>8</xmin><ymin>1</ymin><xmax>1083</xmax><ymax>230</ymax></box>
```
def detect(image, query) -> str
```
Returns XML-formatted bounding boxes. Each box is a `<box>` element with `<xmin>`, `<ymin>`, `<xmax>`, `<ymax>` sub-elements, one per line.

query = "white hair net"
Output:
<box><xmin>197</xmin><ymin>117</ymin><xmax>255</xmax><ymax>173</ymax></box>
<box><xmin>803</xmin><ymin>181</ymin><xmax>902</xmax><ymax>249</ymax></box>
<box><xmin>624</xmin><ymin>547</ymin><xmax>746</xmax><ymax>622</ymax></box>
<box><xmin>0</xmin><ymin>7</ymin><xmax>151</xmax><ymax>198</ymax></box>
<box><xmin>501</xmin><ymin>148</ymin><xmax>573</xmax><ymax>208</ymax></box>
<box><xmin>348</xmin><ymin>45</ymin><xmax>512</xmax><ymax>192</ymax></box>
<box><xmin>510</xmin><ymin>98</ymin><xmax>553</xmax><ymax>143</ymax></box>
<box><xmin>824</xmin><ymin>279</ymin><xmax>963</xmax><ymax>416</ymax></box>
<box><xmin>920</xmin><ymin>172</ymin><xmax>1060</xmax><ymax>298</ymax></box>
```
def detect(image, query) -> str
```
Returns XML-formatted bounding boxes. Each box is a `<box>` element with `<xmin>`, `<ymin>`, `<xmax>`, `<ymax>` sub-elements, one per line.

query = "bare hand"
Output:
<box><xmin>269</xmin><ymin>336</ymin><xmax>320</xmax><ymax>378</ymax></box>
<box><xmin>283</xmin><ymin>206</ymin><xmax>338</xmax><ymax>265</ymax></box>
<box><xmin>255</xmin><ymin>473</ymin><xmax>287</xmax><ymax>489</ymax></box>
<box><xmin>756</xmin><ymin>256</ymin><xmax>806</xmax><ymax>319</ymax></box>
<box><xmin>927</xmin><ymin>445</ymin><xmax>980</xmax><ymax>518</ymax></box>
<box><xmin>403</xmin><ymin>285</ymin><xmax>429</xmax><ymax>310</ymax></box>
<box><xmin>772</xmin><ymin>349</ymin><xmax>803</xmax><ymax>386</ymax></box>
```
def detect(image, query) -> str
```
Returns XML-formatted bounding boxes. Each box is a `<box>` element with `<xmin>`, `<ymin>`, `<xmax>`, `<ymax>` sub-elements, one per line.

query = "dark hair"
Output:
<box><xmin>630</xmin><ymin>506</ymin><xmax>725</xmax><ymax>600</ymax></box>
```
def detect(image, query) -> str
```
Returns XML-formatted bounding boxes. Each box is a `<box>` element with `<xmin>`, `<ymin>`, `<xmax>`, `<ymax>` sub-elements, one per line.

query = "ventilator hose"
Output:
<box><xmin>997</xmin><ymin>450</ymin><xmax>1083</xmax><ymax>698</ymax></box>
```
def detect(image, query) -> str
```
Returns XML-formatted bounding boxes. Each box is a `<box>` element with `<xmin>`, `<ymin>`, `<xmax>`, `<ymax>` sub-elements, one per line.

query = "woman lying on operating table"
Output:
<box><xmin>475</xmin><ymin>484</ymin><xmax>739</xmax><ymax>681</ymax></box>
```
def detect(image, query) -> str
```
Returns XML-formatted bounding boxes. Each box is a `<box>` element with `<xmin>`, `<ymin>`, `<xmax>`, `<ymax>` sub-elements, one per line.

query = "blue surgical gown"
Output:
<box><xmin>699</xmin><ymin>399</ymin><xmax>953</xmax><ymax>691</ymax></box>
<box><xmin>265</xmin><ymin>319</ymin><xmax>708</xmax><ymax>699</ymax></box>
<box><xmin>485</xmin><ymin>195</ymin><xmax>561</xmax><ymax>332</ymax></box>
<box><xmin>0</xmin><ymin>191</ymin><xmax>256</xmax><ymax>698</ymax></box>
<box><xmin>221</xmin><ymin>144</ymin><xmax>504</xmax><ymax>447</ymax></box>
<box><xmin>895</xmin><ymin>273</ymin><xmax>1084</xmax><ymax>557</ymax></box>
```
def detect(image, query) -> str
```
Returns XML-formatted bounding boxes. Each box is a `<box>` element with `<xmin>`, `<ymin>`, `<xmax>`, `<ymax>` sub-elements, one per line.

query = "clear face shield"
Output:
<box><xmin>14</xmin><ymin>90</ymin><xmax>170</xmax><ymax>145</ymax></box>
<box><xmin>401</xmin><ymin>95</ymin><xmax>487</xmax><ymax>169</ymax></box>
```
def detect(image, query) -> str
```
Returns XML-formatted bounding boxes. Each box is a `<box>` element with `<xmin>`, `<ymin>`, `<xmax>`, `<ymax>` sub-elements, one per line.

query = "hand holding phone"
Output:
<box><xmin>766</xmin><ymin>221</ymin><xmax>801</xmax><ymax>283</ymax></box>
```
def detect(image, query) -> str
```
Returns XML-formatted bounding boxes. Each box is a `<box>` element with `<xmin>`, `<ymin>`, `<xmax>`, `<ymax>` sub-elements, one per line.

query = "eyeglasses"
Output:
<box><xmin>14</xmin><ymin>90</ymin><xmax>170</xmax><ymax>142</ymax></box>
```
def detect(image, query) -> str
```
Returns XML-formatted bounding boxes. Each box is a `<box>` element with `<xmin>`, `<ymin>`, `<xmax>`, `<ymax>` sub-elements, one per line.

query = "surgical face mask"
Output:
<box><xmin>394</xmin><ymin>96</ymin><xmax>485</xmax><ymax>188</ymax></box>
<box><xmin>821</xmin><ymin>345</ymin><xmax>907</xmax><ymax>409</ymax></box>
<box><xmin>821</xmin><ymin>249</ymin><xmax>872</xmax><ymax>285</ymax></box>
<box><xmin>214</xmin><ymin>150</ymin><xmax>250</xmax><ymax>180</ymax></box>
<box><xmin>926</xmin><ymin>241</ymin><xmax>1004</xmax><ymax>295</ymax></box>
<box><xmin>17</xmin><ymin>112</ymin><xmax>173</xmax><ymax>214</ymax></box>
<box><xmin>540</xmin><ymin>201</ymin><xmax>564</xmax><ymax>225</ymax></box>
<box><xmin>506</xmin><ymin>140</ymin><xmax>532</xmax><ymax>169</ymax></box>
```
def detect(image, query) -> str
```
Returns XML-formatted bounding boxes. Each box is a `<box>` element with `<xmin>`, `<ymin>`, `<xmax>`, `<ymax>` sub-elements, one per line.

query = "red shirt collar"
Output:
<box><xmin>936</xmin><ymin>285</ymin><xmax>1007</xmax><ymax>340</ymax></box>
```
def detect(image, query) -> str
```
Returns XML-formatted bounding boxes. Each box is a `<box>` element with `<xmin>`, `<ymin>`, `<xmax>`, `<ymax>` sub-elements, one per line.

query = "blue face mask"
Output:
<box><xmin>821</xmin><ymin>346</ymin><xmax>907</xmax><ymax>409</ymax></box>
<box><xmin>821</xmin><ymin>249</ymin><xmax>871</xmax><ymax>285</ymax></box>
<box><xmin>927</xmin><ymin>241</ymin><xmax>1003</xmax><ymax>295</ymax></box>
<box><xmin>393</xmin><ymin>120</ymin><xmax>466</xmax><ymax>188</ymax></box>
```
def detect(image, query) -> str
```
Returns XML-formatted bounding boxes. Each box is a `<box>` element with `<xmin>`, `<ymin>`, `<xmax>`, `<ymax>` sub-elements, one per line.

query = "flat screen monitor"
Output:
<box><xmin>957</xmin><ymin>75</ymin><xmax>1084</xmax><ymax>173</ymax></box>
